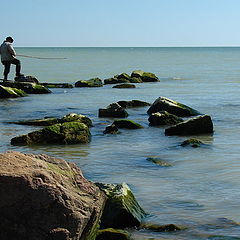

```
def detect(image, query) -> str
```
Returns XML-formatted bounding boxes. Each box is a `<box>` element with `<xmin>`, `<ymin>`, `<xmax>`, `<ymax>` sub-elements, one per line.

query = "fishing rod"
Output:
<box><xmin>17</xmin><ymin>54</ymin><xmax>67</xmax><ymax>60</ymax></box>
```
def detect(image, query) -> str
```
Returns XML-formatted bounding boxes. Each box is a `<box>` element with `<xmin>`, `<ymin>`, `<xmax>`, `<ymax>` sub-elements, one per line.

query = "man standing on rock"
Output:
<box><xmin>0</xmin><ymin>36</ymin><xmax>24</xmax><ymax>81</ymax></box>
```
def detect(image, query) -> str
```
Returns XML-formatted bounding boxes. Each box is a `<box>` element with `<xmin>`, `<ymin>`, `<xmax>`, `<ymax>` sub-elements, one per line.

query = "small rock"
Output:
<box><xmin>146</xmin><ymin>157</ymin><xmax>172</xmax><ymax>167</ymax></box>
<box><xmin>165</xmin><ymin>115</ymin><xmax>213</xmax><ymax>136</ymax></box>
<box><xmin>75</xmin><ymin>78</ymin><xmax>103</xmax><ymax>87</ymax></box>
<box><xmin>180</xmin><ymin>138</ymin><xmax>204</xmax><ymax>148</ymax></box>
<box><xmin>148</xmin><ymin>111</ymin><xmax>183</xmax><ymax>126</ymax></box>
<box><xmin>104</xmin><ymin>77</ymin><xmax>129</xmax><ymax>85</ymax></box>
<box><xmin>114</xmin><ymin>73</ymin><xmax>131</xmax><ymax>80</ymax></box>
<box><xmin>113</xmin><ymin>119</ymin><xmax>143</xmax><ymax>129</ymax></box>
<box><xmin>99</xmin><ymin>103</ymin><xmax>129</xmax><ymax>118</ymax></box>
<box><xmin>103</xmin><ymin>124</ymin><xmax>119</xmax><ymax>134</ymax></box>
<box><xmin>140</xmin><ymin>223</ymin><xmax>183</xmax><ymax>232</ymax></box>
<box><xmin>131</xmin><ymin>70</ymin><xmax>159</xmax><ymax>82</ymax></box>
<box><xmin>112</xmin><ymin>83</ymin><xmax>136</xmax><ymax>88</ymax></box>
<box><xmin>117</xmin><ymin>100</ymin><xmax>151</xmax><ymax>108</ymax></box>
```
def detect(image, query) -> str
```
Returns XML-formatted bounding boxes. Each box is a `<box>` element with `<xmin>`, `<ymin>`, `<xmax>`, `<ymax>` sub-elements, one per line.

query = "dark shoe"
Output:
<box><xmin>16</xmin><ymin>73</ymin><xmax>24</xmax><ymax>77</ymax></box>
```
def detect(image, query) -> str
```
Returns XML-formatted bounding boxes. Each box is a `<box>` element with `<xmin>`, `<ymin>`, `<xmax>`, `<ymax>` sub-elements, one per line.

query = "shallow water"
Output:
<box><xmin>1</xmin><ymin>47</ymin><xmax>240</xmax><ymax>239</ymax></box>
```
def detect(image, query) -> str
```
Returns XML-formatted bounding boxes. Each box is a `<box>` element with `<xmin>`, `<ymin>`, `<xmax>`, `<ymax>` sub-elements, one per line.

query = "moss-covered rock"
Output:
<box><xmin>114</xmin><ymin>73</ymin><xmax>131</xmax><ymax>80</ymax></box>
<box><xmin>140</xmin><ymin>223</ymin><xmax>183</xmax><ymax>232</ymax></box>
<box><xmin>165</xmin><ymin>115</ymin><xmax>213</xmax><ymax>136</ymax></box>
<box><xmin>99</xmin><ymin>103</ymin><xmax>129</xmax><ymax>118</ymax></box>
<box><xmin>104</xmin><ymin>78</ymin><xmax>130</xmax><ymax>85</ymax></box>
<box><xmin>112</xmin><ymin>83</ymin><xmax>136</xmax><ymax>88</ymax></box>
<box><xmin>113</xmin><ymin>119</ymin><xmax>143</xmax><ymax>129</ymax></box>
<box><xmin>0</xmin><ymin>85</ymin><xmax>27</xmax><ymax>98</ymax></box>
<box><xmin>148</xmin><ymin>111</ymin><xmax>183</xmax><ymax>126</ymax></box>
<box><xmin>147</xmin><ymin>96</ymin><xmax>201</xmax><ymax>117</ymax></box>
<box><xmin>14</xmin><ymin>75</ymin><xmax>39</xmax><ymax>84</ymax></box>
<box><xmin>75</xmin><ymin>78</ymin><xmax>103</xmax><ymax>87</ymax></box>
<box><xmin>11</xmin><ymin>121</ymin><xmax>91</xmax><ymax>145</ymax></box>
<box><xmin>12</xmin><ymin>113</ymin><xmax>93</xmax><ymax>128</ymax></box>
<box><xmin>131</xmin><ymin>70</ymin><xmax>159</xmax><ymax>82</ymax></box>
<box><xmin>117</xmin><ymin>100</ymin><xmax>151</xmax><ymax>108</ymax></box>
<box><xmin>146</xmin><ymin>157</ymin><xmax>172</xmax><ymax>167</ymax></box>
<box><xmin>96</xmin><ymin>183</ymin><xmax>146</xmax><ymax>229</ymax></box>
<box><xmin>129</xmin><ymin>77</ymin><xmax>143</xmax><ymax>83</ymax></box>
<box><xmin>96</xmin><ymin>228</ymin><xmax>131</xmax><ymax>240</ymax></box>
<box><xmin>180</xmin><ymin>138</ymin><xmax>204</xmax><ymax>148</ymax></box>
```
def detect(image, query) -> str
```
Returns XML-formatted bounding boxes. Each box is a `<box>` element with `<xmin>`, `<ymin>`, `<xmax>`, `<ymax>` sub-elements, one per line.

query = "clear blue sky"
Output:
<box><xmin>1</xmin><ymin>0</ymin><xmax>239</xmax><ymax>47</ymax></box>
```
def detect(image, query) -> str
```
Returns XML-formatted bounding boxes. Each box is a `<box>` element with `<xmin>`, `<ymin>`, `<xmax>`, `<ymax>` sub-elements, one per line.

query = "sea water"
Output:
<box><xmin>0</xmin><ymin>47</ymin><xmax>240</xmax><ymax>239</ymax></box>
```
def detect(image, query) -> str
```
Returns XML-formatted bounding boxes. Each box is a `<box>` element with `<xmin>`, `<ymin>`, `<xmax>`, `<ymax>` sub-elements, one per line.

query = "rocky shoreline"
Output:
<box><xmin>0</xmin><ymin>70</ymin><xmax>216</xmax><ymax>239</ymax></box>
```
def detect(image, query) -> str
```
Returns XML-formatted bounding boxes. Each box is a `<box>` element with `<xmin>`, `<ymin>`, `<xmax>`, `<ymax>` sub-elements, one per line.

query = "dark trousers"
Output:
<box><xmin>1</xmin><ymin>59</ymin><xmax>21</xmax><ymax>79</ymax></box>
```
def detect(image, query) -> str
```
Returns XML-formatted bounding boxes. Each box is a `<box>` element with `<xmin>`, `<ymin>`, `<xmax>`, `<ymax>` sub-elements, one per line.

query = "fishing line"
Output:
<box><xmin>17</xmin><ymin>54</ymin><xmax>67</xmax><ymax>60</ymax></box>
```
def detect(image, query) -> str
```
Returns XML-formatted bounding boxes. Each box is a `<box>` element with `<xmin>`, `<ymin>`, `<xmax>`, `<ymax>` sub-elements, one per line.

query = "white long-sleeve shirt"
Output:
<box><xmin>0</xmin><ymin>41</ymin><xmax>16</xmax><ymax>61</ymax></box>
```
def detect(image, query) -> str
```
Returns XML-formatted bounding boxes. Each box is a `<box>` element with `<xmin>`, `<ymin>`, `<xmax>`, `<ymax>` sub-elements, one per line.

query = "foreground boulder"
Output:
<box><xmin>131</xmin><ymin>70</ymin><xmax>159</xmax><ymax>82</ymax></box>
<box><xmin>113</xmin><ymin>119</ymin><xmax>143</xmax><ymax>129</ymax></box>
<box><xmin>148</xmin><ymin>111</ymin><xmax>183</xmax><ymax>126</ymax></box>
<box><xmin>147</xmin><ymin>97</ymin><xmax>201</xmax><ymax>117</ymax></box>
<box><xmin>75</xmin><ymin>78</ymin><xmax>103</xmax><ymax>87</ymax></box>
<box><xmin>13</xmin><ymin>113</ymin><xmax>93</xmax><ymax>128</ymax></box>
<box><xmin>117</xmin><ymin>100</ymin><xmax>151</xmax><ymax>108</ymax></box>
<box><xmin>165</xmin><ymin>115</ymin><xmax>213</xmax><ymax>136</ymax></box>
<box><xmin>0</xmin><ymin>151</ymin><xmax>106</xmax><ymax>240</ymax></box>
<box><xmin>0</xmin><ymin>85</ymin><xmax>27</xmax><ymax>98</ymax></box>
<box><xmin>96</xmin><ymin>183</ymin><xmax>146</xmax><ymax>229</ymax></box>
<box><xmin>11</xmin><ymin>121</ymin><xmax>91</xmax><ymax>145</ymax></box>
<box><xmin>99</xmin><ymin>103</ymin><xmax>129</xmax><ymax>118</ymax></box>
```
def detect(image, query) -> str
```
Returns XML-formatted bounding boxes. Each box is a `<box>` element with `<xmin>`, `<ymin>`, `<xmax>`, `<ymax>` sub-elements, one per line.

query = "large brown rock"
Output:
<box><xmin>0</xmin><ymin>151</ymin><xmax>106</xmax><ymax>240</ymax></box>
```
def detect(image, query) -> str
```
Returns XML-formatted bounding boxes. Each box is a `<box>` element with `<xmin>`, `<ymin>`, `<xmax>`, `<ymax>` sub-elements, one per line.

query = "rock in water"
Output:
<box><xmin>96</xmin><ymin>228</ymin><xmax>131</xmax><ymax>240</ymax></box>
<box><xmin>11</xmin><ymin>121</ymin><xmax>91</xmax><ymax>145</ymax></box>
<box><xmin>147</xmin><ymin>96</ymin><xmax>201</xmax><ymax>117</ymax></box>
<box><xmin>75</xmin><ymin>78</ymin><xmax>103</xmax><ymax>87</ymax></box>
<box><xmin>98</xmin><ymin>103</ymin><xmax>129</xmax><ymax>118</ymax></box>
<box><xmin>113</xmin><ymin>119</ymin><xmax>143</xmax><ymax>129</ymax></box>
<box><xmin>165</xmin><ymin>115</ymin><xmax>213</xmax><ymax>136</ymax></box>
<box><xmin>117</xmin><ymin>100</ymin><xmax>151</xmax><ymax>108</ymax></box>
<box><xmin>131</xmin><ymin>70</ymin><xmax>159</xmax><ymax>82</ymax></box>
<box><xmin>0</xmin><ymin>85</ymin><xmax>27</xmax><ymax>98</ymax></box>
<box><xmin>0</xmin><ymin>151</ymin><xmax>106</xmax><ymax>240</ymax></box>
<box><xmin>96</xmin><ymin>183</ymin><xmax>146</xmax><ymax>229</ymax></box>
<box><xmin>148</xmin><ymin>111</ymin><xmax>183</xmax><ymax>126</ymax></box>
<box><xmin>112</xmin><ymin>83</ymin><xmax>136</xmax><ymax>88</ymax></box>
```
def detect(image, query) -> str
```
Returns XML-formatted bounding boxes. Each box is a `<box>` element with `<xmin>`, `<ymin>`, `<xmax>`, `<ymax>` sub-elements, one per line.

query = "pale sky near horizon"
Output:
<box><xmin>1</xmin><ymin>0</ymin><xmax>239</xmax><ymax>47</ymax></box>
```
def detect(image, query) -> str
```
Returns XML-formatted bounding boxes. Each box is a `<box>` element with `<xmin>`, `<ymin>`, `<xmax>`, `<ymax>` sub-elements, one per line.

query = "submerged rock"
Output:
<box><xmin>11</xmin><ymin>121</ymin><xmax>91</xmax><ymax>145</ymax></box>
<box><xmin>12</xmin><ymin>113</ymin><xmax>93</xmax><ymax>128</ymax></box>
<box><xmin>148</xmin><ymin>111</ymin><xmax>183</xmax><ymax>126</ymax></box>
<box><xmin>96</xmin><ymin>183</ymin><xmax>146</xmax><ymax>229</ymax></box>
<box><xmin>0</xmin><ymin>151</ymin><xmax>106</xmax><ymax>240</ymax></box>
<box><xmin>117</xmin><ymin>100</ymin><xmax>151</xmax><ymax>108</ymax></box>
<box><xmin>146</xmin><ymin>157</ymin><xmax>172</xmax><ymax>167</ymax></box>
<box><xmin>99</xmin><ymin>103</ymin><xmax>129</xmax><ymax>118</ymax></box>
<box><xmin>180</xmin><ymin>138</ymin><xmax>204</xmax><ymax>148</ymax></box>
<box><xmin>41</xmin><ymin>83</ymin><xmax>74</xmax><ymax>88</ymax></box>
<box><xmin>0</xmin><ymin>85</ymin><xmax>27</xmax><ymax>98</ymax></box>
<box><xmin>131</xmin><ymin>70</ymin><xmax>159</xmax><ymax>82</ymax></box>
<box><xmin>96</xmin><ymin>228</ymin><xmax>131</xmax><ymax>240</ymax></box>
<box><xmin>75</xmin><ymin>78</ymin><xmax>103</xmax><ymax>87</ymax></box>
<box><xmin>147</xmin><ymin>96</ymin><xmax>201</xmax><ymax>117</ymax></box>
<box><xmin>113</xmin><ymin>119</ymin><xmax>143</xmax><ymax>129</ymax></box>
<box><xmin>140</xmin><ymin>223</ymin><xmax>183</xmax><ymax>232</ymax></box>
<box><xmin>112</xmin><ymin>83</ymin><xmax>136</xmax><ymax>88</ymax></box>
<box><xmin>165</xmin><ymin>115</ymin><xmax>213</xmax><ymax>136</ymax></box>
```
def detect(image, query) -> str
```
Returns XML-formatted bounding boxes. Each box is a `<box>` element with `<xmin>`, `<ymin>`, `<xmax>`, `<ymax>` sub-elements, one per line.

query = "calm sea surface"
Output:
<box><xmin>1</xmin><ymin>47</ymin><xmax>240</xmax><ymax>239</ymax></box>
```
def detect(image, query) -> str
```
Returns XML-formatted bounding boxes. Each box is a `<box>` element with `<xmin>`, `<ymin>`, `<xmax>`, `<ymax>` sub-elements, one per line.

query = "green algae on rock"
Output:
<box><xmin>113</xmin><ymin>119</ymin><xmax>143</xmax><ymax>129</ymax></box>
<box><xmin>131</xmin><ymin>70</ymin><xmax>159</xmax><ymax>82</ymax></box>
<box><xmin>147</xmin><ymin>96</ymin><xmax>201</xmax><ymax>117</ymax></box>
<box><xmin>140</xmin><ymin>223</ymin><xmax>184</xmax><ymax>232</ymax></box>
<box><xmin>96</xmin><ymin>183</ymin><xmax>146</xmax><ymax>229</ymax></box>
<box><xmin>75</xmin><ymin>78</ymin><xmax>103</xmax><ymax>87</ymax></box>
<box><xmin>12</xmin><ymin>113</ymin><xmax>93</xmax><ymax>128</ymax></box>
<box><xmin>96</xmin><ymin>228</ymin><xmax>131</xmax><ymax>240</ymax></box>
<box><xmin>99</xmin><ymin>103</ymin><xmax>129</xmax><ymax>118</ymax></box>
<box><xmin>0</xmin><ymin>85</ymin><xmax>27</xmax><ymax>98</ymax></box>
<box><xmin>11</xmin><ymin>121</ymin><xmax>91</xmax><ymax>145</ymax></box>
